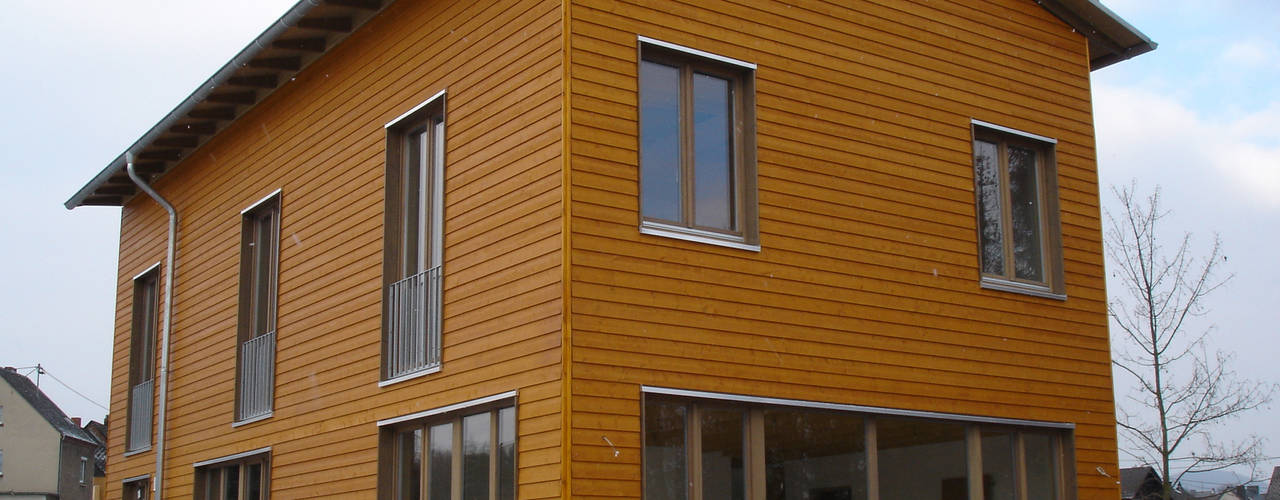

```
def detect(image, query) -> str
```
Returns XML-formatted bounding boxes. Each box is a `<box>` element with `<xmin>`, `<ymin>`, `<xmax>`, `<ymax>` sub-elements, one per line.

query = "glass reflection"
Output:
<box><xmin>640</xmin><ymin>60</ymin><xmax>683</xmax><ymax>223</ymax></box>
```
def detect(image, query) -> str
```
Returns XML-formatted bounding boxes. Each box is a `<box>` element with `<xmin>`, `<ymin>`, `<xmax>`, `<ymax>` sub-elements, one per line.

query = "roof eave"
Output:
<box><xmin>65</xmin><ymin>0</ymin><xmax>390</xmax><ymax>209</ymax></box>
<box><xmin>1035</xmin><ymin>0</ymin><xmax>1157</xmax><ymax>71</ymax></box>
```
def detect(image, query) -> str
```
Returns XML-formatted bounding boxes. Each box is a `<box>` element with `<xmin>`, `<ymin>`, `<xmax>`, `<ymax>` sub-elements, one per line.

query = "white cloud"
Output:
<box><xmin>1220</xmin><ymin>40</ymin><xmax>1278</xmax><ymax>68</ymax></box>
<box><xmin>1094</xmin><ymin>84</ymin><xmax>1280</xmax><ymax>210</ymax></box>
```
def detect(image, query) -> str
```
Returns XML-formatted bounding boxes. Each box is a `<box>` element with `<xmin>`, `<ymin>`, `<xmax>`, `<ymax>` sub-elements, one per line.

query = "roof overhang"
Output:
<box><xmin>66</xmin><ymin>0</ymin><xmax>1153</xmax><ymax>209</ymax></box>
<box><xmin>1036</xmin><ymin>0</ymin><xmax>1157</xmax><ymax>70</ymax></box>
<box><xmin>65</xmin><ymin>0</ymin><xmax>390</xmax><ymax>209</ymax></box>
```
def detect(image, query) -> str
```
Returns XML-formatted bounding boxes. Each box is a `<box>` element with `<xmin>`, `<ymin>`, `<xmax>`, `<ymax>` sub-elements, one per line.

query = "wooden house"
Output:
<box><xmin>66</xmin><ymin>0</ymin><xmax>1154</xmax><ymax>498</ymax></box>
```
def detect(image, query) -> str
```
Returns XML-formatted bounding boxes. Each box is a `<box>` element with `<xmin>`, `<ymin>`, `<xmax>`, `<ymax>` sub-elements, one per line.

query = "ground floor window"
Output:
<box><xmin>194</xmin><ymin>449</ymin><xmax>270</xmax><ymax>500</ymax></box>
<box><xmin>123</xmin><ymin>476</ymin><xmax>149</xmax><ymax>500</ymax></box>
<box><xmin>644</xmin><ymin>391</ymin><xmax>1072</xmax><ymax>500</ymax></box>
<box><xmin>379</xmin><ymin>394</ymin><xmax>517</xmax><ymax>500</ymax></box>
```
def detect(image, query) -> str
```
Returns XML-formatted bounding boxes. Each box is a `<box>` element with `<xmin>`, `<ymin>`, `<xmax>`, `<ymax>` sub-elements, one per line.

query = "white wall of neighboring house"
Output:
<box><xmin>0</xmin><ymin>379</ymin><xmax>61</xmax><ymax>494</ymax></box>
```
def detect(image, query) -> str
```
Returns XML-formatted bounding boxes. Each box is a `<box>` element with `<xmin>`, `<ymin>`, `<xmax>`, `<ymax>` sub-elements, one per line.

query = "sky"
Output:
<box><xmin>1</xmin><ymin>0</ymin><xmax>1276</xmax><ymax>493</ymax></box>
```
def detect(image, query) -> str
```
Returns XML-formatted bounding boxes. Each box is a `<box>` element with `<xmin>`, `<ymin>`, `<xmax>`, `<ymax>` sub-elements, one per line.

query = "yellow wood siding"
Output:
<box><xmin>105</xmin><ymin>0</ymin><xmax>563</xmax><ymax>498</ymax></box>
<box><xmin>565</xmin><ymin>0</ymin><xmax>1116</xmax><ymax>498</ymax></box>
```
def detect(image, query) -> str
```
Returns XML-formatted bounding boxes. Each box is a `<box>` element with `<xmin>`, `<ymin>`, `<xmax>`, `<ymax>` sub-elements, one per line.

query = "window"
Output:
<box><xmin>194</xmin><ymin>450</ymin><xmax>270</xmax><ymax>500</ymax></box>
<box><xmin>123</xmin><ymin>477</ymin><xmax>150</xmax><ymax>500</ymax></box>
<box><xmin>382</xmin><ymin>92</ymin><xmax>446</xmax><ymax>382</ymax></box>
<box><xmin>0</xmin><ymin>449</ymin><xmax>4</xmax><ymax>476</ymax></box>
<box><xmin>80</xmin><ymin>456</ymin><xmax>89</xmax><ymax>484</ymax></box>
<box><xmin>128</xmin><ymin>267</ymin><xmax>159</xmax><ymax>451</ymax></box>
<box><xmin>378</xmin><ymin>395</ymin><xmax>516</xmax><ymax>500</ymax></box>
<box><xmin>236</xmin><ymin>192</ymin><xmax>280</xmax><ymax>422</ymax></box>
<box><xmin>643</xmin><ymin>390</ymin><xmax>1072</xmax><ymax>500</ymax></box>
<box><xmin>638</xmin><ymin>37</ymin><xmax>758</xmax><ymax>250</ymax></box>
<box><xmin>971</xmin><ymin>121</ymin><xmax>1063</xmax><ymax>297</ymax></box>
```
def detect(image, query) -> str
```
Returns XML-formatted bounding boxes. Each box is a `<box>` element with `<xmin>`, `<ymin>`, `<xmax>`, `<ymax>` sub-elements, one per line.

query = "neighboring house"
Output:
<box><xmin>65</xmin><ymin>0</ymin><xmax>1154</xmax><ymax>498</ymax></box>
<box><xmin>1122</xmin><ymin>466</ymin><xmax>1164</xmax><ymax>500</ymax></box>
<box><xmin>0</xmin><ymin>368</ymin><xmax>99</xmax><ymax>500</ymax></box>
<box><xmin>1268</xmin><ymin>467</ymin><xmax>1280</xmax><ymax>500</ymax></box>
<box><xmin>81</xmin><ymin>420</ymin><xmax>109</xmax><ymax>500</ymax></box>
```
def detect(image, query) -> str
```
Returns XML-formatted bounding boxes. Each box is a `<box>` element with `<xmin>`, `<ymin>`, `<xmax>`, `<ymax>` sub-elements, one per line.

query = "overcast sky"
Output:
<box><xmin>2</xmin><ymin>0</ymin><xmax>1276</xmax><ymax>492</ymax></box>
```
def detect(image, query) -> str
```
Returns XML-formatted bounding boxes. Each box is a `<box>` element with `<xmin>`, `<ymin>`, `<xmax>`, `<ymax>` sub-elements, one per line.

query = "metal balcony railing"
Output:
<box><xmin>237</xmin><ymin>330</ymin><xmax>275</xmax><ymax>421</ymax></box>
<box><xmin>386</xmin><ymin>266</ymin><xmax>442</xmax><ymax>379</ymax></box>
<box><xmin>127</xmin><ymin>379</ymin><xmax>153</xmax><ymax>451</ymax></box>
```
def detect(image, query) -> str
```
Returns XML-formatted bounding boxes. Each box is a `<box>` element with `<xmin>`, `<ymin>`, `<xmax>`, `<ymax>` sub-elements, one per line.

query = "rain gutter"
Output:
<box><xmin>64</xmin><ymin>0</ymin><xmax>324</xmax><ymax>210</ymax></box>
<box><xmin>125</xmin><ymin>154</ymin><xmax>178</xmax><ymax>500</ymax></box>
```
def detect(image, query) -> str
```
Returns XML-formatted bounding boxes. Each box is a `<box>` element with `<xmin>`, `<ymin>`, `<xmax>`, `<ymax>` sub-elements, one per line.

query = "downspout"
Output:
<box><xmin>126</xmin><ymin>152</ymin><xmax>177</xmax><ymax>500</ymax></box>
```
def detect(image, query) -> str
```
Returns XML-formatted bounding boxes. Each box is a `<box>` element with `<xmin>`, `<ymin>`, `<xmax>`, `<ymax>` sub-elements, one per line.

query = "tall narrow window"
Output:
<box><xmin>971</xmin><ymin>121</ymin><xmax>1063</xmax><ymax>297</ymax></box>
<box><xmin>379</xmin><ymin>398</ymin><xmax>516</xmax><ymax>500</ymax></box>
<box><xmin>127</xmin><ymin>267</ymin><xmax>159</xmax><ymax>451</ymax></box>
<box><xmin>195</xmin><ymin>451</ymin><xmax>270</xmax><ymax>500</ymax></box>
<box><xmin>236</xmin><ymin>192</ymin><xmax>280</xmax><ymax>422</ymax></box>
<box><xmin>383</xmin><ymin>93</ymin><xmax>446</xmax><ymax>382</ymax></box>
<box><xmin>639</xmin><ymin>37</ymin><xmax>758</xmax><ymax>249</ymax></box>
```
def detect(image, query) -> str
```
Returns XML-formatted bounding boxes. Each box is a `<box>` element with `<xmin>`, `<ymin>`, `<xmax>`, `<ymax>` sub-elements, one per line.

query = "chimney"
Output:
<box><xmin>72</xmin><ymin>417</ymin><xmax>82</xmax><ymax>426</ymax></box>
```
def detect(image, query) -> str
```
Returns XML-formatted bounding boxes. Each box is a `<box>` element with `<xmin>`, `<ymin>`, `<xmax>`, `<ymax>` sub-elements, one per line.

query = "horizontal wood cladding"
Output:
<box><xmin>105</xmin><ymin>0</ymin><xmax>564</xmax><ymax>498</ymax></box>
<box><xmin>566</xmin><ymin>0</ymin><xmax>1116</xmax><ymax>499</ymax></box>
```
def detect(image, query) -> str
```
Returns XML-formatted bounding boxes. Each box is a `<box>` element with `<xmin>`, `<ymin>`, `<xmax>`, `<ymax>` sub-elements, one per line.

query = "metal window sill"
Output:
<box><xmin>232</xmin><ymin>412</ymin><xmax>273</xmax><ymax>428</ymax></box>
<box><xmin>640</xmin><ymin>222</ymin><xmax>760</xmax><ymax>252</ymax></box>
<box><xmin>123</xmin><ymin>446</ymin><xmax>152</xmax><ymax>457</ymax></box>
<box><xmin>379</xmin><ymin>365</ymin><xmax>441</xmax><ymax>388</ymax></box>
<box><xmin>980</xmin><ymin>276</ymin><xmax>1067</xmax><ymax>301</ymax></box>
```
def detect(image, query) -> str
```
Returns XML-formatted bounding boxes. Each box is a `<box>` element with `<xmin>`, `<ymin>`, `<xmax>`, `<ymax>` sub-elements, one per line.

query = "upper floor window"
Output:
<box><xmin>638</xmin><ymin>37</ymin><xmax>758</xmax><ymax>250</ymax></box>
<box><xmin>236</xmin><ymin>192</ymin><xmax>280</xmax><ymax>423</ymax></box>
<box><xmin>971</xmin><ymin>121</ymin><xmax>1064</xmax><ymax>298</ymax></box>
<box><xmin>127</xmin><ymin>266</ymin><xmax>159</xmax><ymax>452</ymax></box>
<box><xmin>382</xmin><ymin>92</ymin><xmax>446</xmax><ymax>383</ymax></box>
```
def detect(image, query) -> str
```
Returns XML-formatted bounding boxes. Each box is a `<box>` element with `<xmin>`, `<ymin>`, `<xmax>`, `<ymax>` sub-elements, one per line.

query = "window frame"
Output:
<box><xmin>376</xmin><ymin>391</ymin><xmax>518</xmax><ymax>500</ymax></box>
<box><xmin>970</xmin><ymin>120</ymin><xmax>1065</xmax><ymax>299</ymax></box>
<box><xmin>381</xmin><ymin>90</ymin><xmax>447</xmax><ymax>384</ymax></box>
<box><xmin>126</xmin><ymin>264</ymin><xmax>160</xmax><ymax>452</ymax></box>
<box><xmin>637</xmin><ymin>36</ymin><xmax>760</xmax><ymax>251</ymax></box>
<box><xmin>193</xmin><ymin>448</ymin><xmax>271</xmax><ymax>500</ymax></box>
<box><xmin>122</xmin><ymin>475</ymin><xmax>150</xmax><ymax>500</ymax></box>
<box><xmin>235</xmin><ymin>191</ymin><xmax>281</xmax><ymax>424</ymax></box>
<box><xmin>642</xmin><ymin>387</ymin><xmax>1076</xmax><ymax>500</ymax></box>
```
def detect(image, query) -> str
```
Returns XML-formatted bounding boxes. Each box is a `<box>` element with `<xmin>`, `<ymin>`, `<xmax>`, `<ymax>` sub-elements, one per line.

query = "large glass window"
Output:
<box><xmin>382</xmin><ymin>401</ymin><xmax>516</xmax><ymax>500</ymax></box>
<box><xmin>971</xmin><ymin>122</ymin><xmax>1062</xmax><ymax>296</ymax></box>
<box><xmin>639</xmin><ymin>38</ymin><xmax>758</xmax><ymax>248</ymax></box>
<box><xmin>194</xmin><ymin>451</ymin><xmax>269</xmax><ymax>500</ymax></box>
<box><xmin>383</xmin><ymin>94</ymin><xmax>446</xmax><ymax>381</ymax></box>
<box><xmin>644</xmin><ymin>396</ymin><xmax>1071</xmax><ymax>500</ymax></box>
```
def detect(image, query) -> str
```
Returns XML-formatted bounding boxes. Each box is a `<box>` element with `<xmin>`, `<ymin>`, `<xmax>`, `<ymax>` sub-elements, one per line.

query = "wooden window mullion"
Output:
<box><xmin>451</xmin><ymin>418</ymin><xmax>463</xmax><ymax>500</ymax></box>
<box><xmin>1015</xmin><ymin>432</ymin><xmax>1029</xmax><ymax>500</ymax></box>
<box><xmin>680</xmin><ymin>63</ymin><xmax>696</xmax><ymax>228</ymax></box>
<box><xmin>489</xmin><ymin>410</ymin><xmax>499</xmax><ymax>500</ymax></box>
<box><xmin>747</xmin><ymin>409</ymin><xmax>765</xmax><ymax>500</ymax></box>
<box><xmin>689</xmin><ymin>404</ymin><xmax>703</xmax><ymax>500</ymax></box>
<box><xmin>865</xmin><ymin>417</ymin><xmax>879</xmax><ymax>500</ymax></box>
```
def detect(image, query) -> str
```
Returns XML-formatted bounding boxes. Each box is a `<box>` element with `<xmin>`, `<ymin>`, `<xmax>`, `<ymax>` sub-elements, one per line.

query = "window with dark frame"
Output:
<box><xmin>236</xmin><ymin>193</ymin><xmax>280</xmax><ymax>422</ymax></box>
<box><xmin>643</xmin><ymin>396</ymin><xmax>1072</xmax><ymax>500</ymax></box>
<box><xmin>639</xmin><ymin>38</ymin><xmax>758</xmax><ymax>248</ymax></box>
<box><xmin>971</xmin><ymin>122</ymin><xmax>1063</xmax><ymax>296</ymax></box>
<box><xmin>379</xmin><ymin>403</ymin><xmax>516</xmax><ymax>500</ymax></box>
<box><xmin>383</xmin><ymin>94</ymin><xmax>446</xmax><ymax>382</ymax></box>
<box><xmin>194</xmin><ymin>451</ymin><xmax>270</xmax><ymax>500</ymax></box>
<box><xmin>127</xmin><ymin>268</ymin><xmax>159</xmax><ymax>451</ymax></box>
<box><xmin>123</xmin><ymin>477</ymin><xmax>150</xmax><ymax>500</ymax></box>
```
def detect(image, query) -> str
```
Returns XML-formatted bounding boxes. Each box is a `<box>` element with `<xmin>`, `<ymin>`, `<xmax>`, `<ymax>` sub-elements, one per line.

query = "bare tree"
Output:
<box><xmin>1106</xmin><ymin>183</ymin><xmax>1274</xmax><ymax>500</ymax></box>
